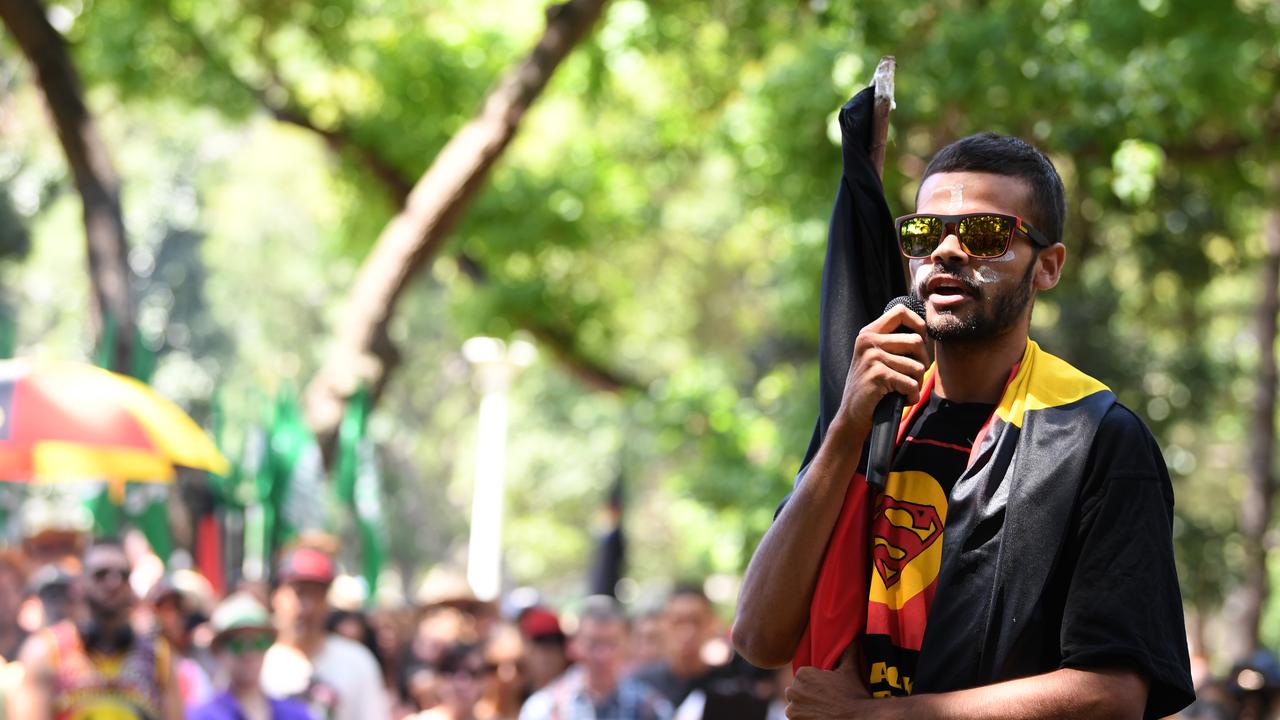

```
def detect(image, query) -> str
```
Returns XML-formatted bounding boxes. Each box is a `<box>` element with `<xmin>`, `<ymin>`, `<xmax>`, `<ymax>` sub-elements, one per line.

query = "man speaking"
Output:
<box><xmin>731</xmin><ymin>88</ymin><xmax>1194</xmax><ymax>719</ymax></box>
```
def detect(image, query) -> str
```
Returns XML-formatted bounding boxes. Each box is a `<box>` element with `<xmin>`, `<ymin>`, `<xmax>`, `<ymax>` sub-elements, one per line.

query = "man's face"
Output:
<box><xmin>572</xmin><ymin>617</ymin><xmax>627</xmax><ymax>690</ymax></box>
<box><xmin>83</xmin><ymin>545</ymin><xmax>134</xmax><ymax>621</ymax></box>
<box><xmin>273</xmin><ymin>580</ymin><xmax>329</xmax><ymax>635</ymax></box>
<box><xmin>218</xmin><ymin>629</ymin><xmax>274</xmax><ymax>686</ymax></box>
<box><xmin>663</xmin><ymin>595</ymin><xmax>713</xmax><ymax>667</ymax></box>
<box><xmin>909</xmin><ymin>171</ymin><xmax>1053</xmax><ymax>343</ymax></box>
<box><xmin>631</xmin><ymin>614</ymin><xmax>664</xmax><ymax>668</ymax></box>
<box><xmin>0</xmin><ymin>567</ymin><xmax>23</xmax><ymax>625</ymax></box>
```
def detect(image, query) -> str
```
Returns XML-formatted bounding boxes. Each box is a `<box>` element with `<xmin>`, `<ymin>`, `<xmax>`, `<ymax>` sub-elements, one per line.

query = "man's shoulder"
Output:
<box><xmin>519</xmin><ymin>672</ymin><xmax>581</xmax><ymax>720</ymax></box>
<box><xmin>618</xmin><ymin>673</ymin><xmax>675</xmax><ymax>711</ymax></box>
<box><xmin>628</xmin><ymin>661</ymin><xmax>673</xmax><ymax>685</ymax></box>
<box><xmin>1087</xmin><ymin>402</ymin><xmax>1164</xmax><ymax>468</ymax></box>
<box><xmin>319</xmin><ymin>634</ymin><xmax>378</xmax><ymax>667</ymax></box>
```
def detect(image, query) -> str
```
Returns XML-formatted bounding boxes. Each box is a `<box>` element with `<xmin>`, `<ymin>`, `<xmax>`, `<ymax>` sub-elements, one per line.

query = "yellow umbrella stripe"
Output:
<box><xmin>31</xmin><ymin>441</ymin><xmax>175</xmax><ymax>483</ymax></box>
<box><xmin>74</xmin><ymin>365</ymin><xmax>230</xmax><ymax>476</ymax></box>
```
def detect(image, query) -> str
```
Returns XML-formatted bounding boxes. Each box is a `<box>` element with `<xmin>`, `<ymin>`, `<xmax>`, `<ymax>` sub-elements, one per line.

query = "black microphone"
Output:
<box><xmin>864</xmin><ymin>295</ymin><xmax>926</xmax><ymax>493</ymax></box>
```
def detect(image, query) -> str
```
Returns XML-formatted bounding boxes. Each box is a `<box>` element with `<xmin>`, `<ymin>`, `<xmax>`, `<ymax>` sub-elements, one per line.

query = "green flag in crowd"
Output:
<box><xmin>262</xmin><ymin>388</ymin><xmax>336</xmax><ymax>562</ymax></box>
<box><xmin>335</xmin><ymin>387</ymin><xmax>387</xmax><ymax>598</ymax></box>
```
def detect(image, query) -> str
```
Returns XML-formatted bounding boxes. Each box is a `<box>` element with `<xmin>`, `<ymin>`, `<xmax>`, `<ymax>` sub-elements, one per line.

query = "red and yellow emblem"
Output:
<box><xmin>868</xmin><ymin>470</ymin><xmax>948</xmax><ymax>612</ymax></box>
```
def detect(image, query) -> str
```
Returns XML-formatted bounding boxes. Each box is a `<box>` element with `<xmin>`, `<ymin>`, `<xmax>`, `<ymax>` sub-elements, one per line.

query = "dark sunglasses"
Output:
<box><xmin>91</xmin><ymin>567</ymin><xmax>129</xmax><ymax>583</ymax></box>
<box><xmin>895</xmin><ymin>212</ymin><xmax>1052</xmax><ymax>259</ymax></box>
<box><xmin>448</xmin><ymin>664</ymin><xmax>494</xmax><ymax>680</ymax></box>
<box><xmin>224</xmin><ymin>634</ymin><xmax>274</xmax><ymax>655</ymax></box>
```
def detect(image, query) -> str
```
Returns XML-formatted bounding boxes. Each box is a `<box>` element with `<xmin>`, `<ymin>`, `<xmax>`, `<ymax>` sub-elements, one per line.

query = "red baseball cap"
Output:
<box><xmin>519</xmin><ymin>606</ymin><xmax>564</xmax><ymax>640</ymax></box>
<box><xmin>277</xmin><ymin>547</ymin><xmax>336</xmax><ymax>585</ymax></box>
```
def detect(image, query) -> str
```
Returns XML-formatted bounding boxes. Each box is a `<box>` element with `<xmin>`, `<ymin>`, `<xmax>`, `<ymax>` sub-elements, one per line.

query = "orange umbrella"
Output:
<box><xmin>0</xmin><ymin>360</ymin><xmax>229</xmax><ymax>491</ymax></box>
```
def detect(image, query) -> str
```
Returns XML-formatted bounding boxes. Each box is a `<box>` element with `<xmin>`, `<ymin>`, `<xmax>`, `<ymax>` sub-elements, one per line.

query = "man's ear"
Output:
<box><xmin>1034</xmin><ymin>243</ymin><xmax>1066</xmax><ymax>291</ymax></box>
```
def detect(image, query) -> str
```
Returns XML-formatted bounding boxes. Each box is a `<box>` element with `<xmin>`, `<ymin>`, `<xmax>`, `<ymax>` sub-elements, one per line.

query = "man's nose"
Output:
<box><xmin>929</xmin><ymin>231</ymin><xmax>969</xmax><ymax>264</ymax></box>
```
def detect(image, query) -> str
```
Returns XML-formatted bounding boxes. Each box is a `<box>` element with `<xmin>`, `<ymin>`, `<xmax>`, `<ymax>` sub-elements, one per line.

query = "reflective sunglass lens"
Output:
<box><xmin>957</xmin><ymin>215</ymin><xmax>1013</xmax><ymax>257</ymax></box>
<box><xmin>900</xmin><ymin>216</ymin><xmax>942</xmax><ymax>256</ymax></box>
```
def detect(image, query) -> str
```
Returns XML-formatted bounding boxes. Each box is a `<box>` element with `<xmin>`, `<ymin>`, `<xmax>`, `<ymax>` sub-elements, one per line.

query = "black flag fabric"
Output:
<box><xmin>792</xmin><ymin>85</ymin><xmax>907</xmax><ymax>671</ymax></box>
<box><xmin>797</xmin><ymin>85</ymin><xmax>906</xmax><ymax>486</ymax></box>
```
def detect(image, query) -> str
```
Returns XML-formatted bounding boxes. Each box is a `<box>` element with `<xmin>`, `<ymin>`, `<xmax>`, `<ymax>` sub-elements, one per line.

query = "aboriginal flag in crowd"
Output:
<box><xmin>791</xmin><ymin>86</ymin><xmax>906</xmax><ymax>671</ymax></box>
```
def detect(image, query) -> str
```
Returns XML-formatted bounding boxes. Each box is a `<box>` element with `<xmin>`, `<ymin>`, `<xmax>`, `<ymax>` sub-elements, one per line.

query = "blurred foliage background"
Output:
<box><xmin>1</xmin><ymin>0</ymin><xmax>1278</xmax><ymax>666</ymax></box>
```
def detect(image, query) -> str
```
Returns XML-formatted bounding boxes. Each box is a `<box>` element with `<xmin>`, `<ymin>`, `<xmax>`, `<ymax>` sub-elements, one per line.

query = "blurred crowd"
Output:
<box><xmin>0</xmin><ymin>531</ymin><xmax>788</xmax><ymax>720</ymax></box>
<box><xmin>5</xmin><ymin>530</ymin><xmax>1280</xmax><ymax>718</ymax></box>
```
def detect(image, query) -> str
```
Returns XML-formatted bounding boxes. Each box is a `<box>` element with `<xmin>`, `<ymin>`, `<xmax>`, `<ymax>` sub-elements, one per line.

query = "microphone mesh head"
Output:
<box><xmin>883</xmin><ymin>295</ymin><xmax>926</xmax><ymax>318</ymax></box>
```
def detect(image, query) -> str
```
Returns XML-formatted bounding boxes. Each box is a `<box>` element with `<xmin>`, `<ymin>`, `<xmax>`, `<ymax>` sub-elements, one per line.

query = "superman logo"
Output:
<box><xmin>872</xmin><ymin>495</ymin><xmax>943</xmax><ymax>589</ymax></box>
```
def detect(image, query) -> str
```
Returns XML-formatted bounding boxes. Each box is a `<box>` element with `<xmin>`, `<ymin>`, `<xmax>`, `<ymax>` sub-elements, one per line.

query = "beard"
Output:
<box><xmin>917</xmin><ymin>254</ymin><xmax>1038</xmax><ymax>343</ymax></box>
<box><xmin>85</xmin><ymin>591</ymin><xmax>132</xmax><ymax>623</ymax></box>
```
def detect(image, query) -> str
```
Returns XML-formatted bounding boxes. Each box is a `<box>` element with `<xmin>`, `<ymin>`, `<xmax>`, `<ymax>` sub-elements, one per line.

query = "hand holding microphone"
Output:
<box><xmin>838</xmin><ymin>296</ymin><xmax>928</xmax><ymax>491</ymax></box>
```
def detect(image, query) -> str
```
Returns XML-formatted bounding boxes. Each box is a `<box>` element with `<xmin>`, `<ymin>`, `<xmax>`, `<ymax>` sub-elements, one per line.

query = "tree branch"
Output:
<box><xmin>0</xmin><ymin>0</ymin><xmax>135</xmax><ymax>371</ymax></box>
<box><xmin>303</xmin><ymin>0</ymin><xmax>613</xmax><ymax>459</ymax></box>
<box><xmin>171</xmin><ymin>7</ymin><xmax>638</xmax><ymax>401</ymax></box>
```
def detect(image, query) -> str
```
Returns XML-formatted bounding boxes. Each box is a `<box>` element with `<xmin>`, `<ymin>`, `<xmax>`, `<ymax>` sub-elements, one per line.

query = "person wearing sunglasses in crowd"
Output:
<box><xmin>10</xmin><ymin>537</ymin><xmax>183</xmax><ymax>720</ymax></box>
<box><xmin>413</xmin><ymin>643</ymin><xmax>491</xmax><ymax>720</ymax></box>
<box><xmin>734</xmin><ymin>133</ymin><xmax>1194</xmax><ymax>718</ymax></box>
<box><xmin>190</xmin><ymin>592</ymin><xmax>313</xmax><ymax>720</ymax></box>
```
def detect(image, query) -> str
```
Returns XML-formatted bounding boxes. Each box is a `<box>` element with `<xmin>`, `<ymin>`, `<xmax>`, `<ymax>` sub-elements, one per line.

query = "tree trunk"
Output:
<box><xmin>0</xmin><ymin>0</ymin><xmax>135</xmax><ymax>372</ymax></box>
<box><xmin>1238</xmin><ymin>201</ymin><xmax>1280</xmax><ymax>659</ymax></box>
<box><xmin>303</xmin><ymin>0</ymin><xmax>610</xmax><ymax>458</ymax></box>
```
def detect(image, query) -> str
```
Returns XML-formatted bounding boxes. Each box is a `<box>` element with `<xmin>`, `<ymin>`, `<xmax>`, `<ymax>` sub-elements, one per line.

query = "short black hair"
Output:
<box><xmin>668</xmin><ymin>582</ymin><xmax>710</xmax><ymax>606</ymax></box>
<box><xmin>920</xmin><ymin>132</ymin><xmax>1067</xmax><ymax>246</ymax></box>
<box><xmin>578</xmin><ymin>594</ymin><xmax>627</xmax><ymax>627</ymax></box>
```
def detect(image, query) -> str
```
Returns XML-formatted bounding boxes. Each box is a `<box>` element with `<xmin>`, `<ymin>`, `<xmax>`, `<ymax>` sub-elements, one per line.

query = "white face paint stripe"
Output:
<box><xmin>981</xmin><ymin>249</ymin><xmax>1018</xmax><ymax>264</ymax></box>
<box><xmin>946</xmin><ymin>184</ymin><xmax>965</xmax><ymax>212</ymax></box>
<box><xmin>973</xmin><ymin>266</ymin><xmax>1000</xmax><ymax>285</ymax></box>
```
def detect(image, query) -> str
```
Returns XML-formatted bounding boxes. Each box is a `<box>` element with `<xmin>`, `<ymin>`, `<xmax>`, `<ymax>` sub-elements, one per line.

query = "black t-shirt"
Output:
<box><xmin>862</xmin><ymin>393</ymin><xmax>994</xmax><ymax>697</ymax></box>
<box><xmin>915</xmin><ymin>403</ymin><xmax>1194</xmax><ymax>718</ymax></box>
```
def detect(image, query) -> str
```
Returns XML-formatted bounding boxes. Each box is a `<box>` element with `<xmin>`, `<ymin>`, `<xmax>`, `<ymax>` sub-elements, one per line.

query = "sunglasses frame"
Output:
<box><xmin>894</xmin><ymin>212</ymin><xmax>1052</xmax><ymax>259</ymax></box>
<box><xmin>224</xmin><ymin>633</ymin><xmax>275</xmax><ymax>655</ymax></box>
<box><xmin>90</xmin><ymin>567</ymin><xmax>129</xmax><ymax>583</ymax></box>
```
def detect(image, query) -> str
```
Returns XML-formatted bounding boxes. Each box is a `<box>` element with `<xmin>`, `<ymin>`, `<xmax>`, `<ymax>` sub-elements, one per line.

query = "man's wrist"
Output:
<box><xmin>829</xmin><ymin>409</ymin><xmax>872</xmax><ymax>444</ymax></box>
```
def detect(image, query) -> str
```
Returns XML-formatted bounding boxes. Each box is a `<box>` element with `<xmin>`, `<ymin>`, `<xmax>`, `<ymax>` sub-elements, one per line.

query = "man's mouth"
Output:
<box><xmin>921</xmin><ymin>274</ymin><xmax>979</xmax><ymax>304</ymax></box>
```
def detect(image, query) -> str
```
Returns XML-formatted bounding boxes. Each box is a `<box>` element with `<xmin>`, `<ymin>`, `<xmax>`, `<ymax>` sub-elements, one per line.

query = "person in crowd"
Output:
<box><xmin>400</xmin><ymin>606</ymin><xmax>474</xmax><ymax>714</ymax></box>
<box><xmin>414</xmin><ymin>643</ymin><xmax>491</xmax><ymax>720</ymax></box>
<box><xmin>0</xmin><ymin>549</ymin><xmax>29</xmax><ymax>720</ymax></box>
<box><xmin>482</xmin><ymin>622</ymin><xmax>526</xmax><ymax>719</ymax></box>
<box><xmin>520</xmin><ymin>596</ymin><xmax>671</xmax><ymax>720</ymax></box>
<box><xmin>517</xmin><ymin>607</ymin><xmax>570</xmax><ymax>695</ymax></box>
<box><xmin>260</xmin><ymin>545</ymin><xmax>390</xmax><ymax>720</ymax></box>
<box><xmin>10</xmin><ymin>537</ymin><xmax>182</xmax><ymax>719</ymax></box>
<box><xmin>22</xmin><ymin>562</ymin><xmax>76</xmax><ymax>629</ymax></box>
<box><xmin>0</xmin><ymin>550</ymin><xmax>28</xmax><ymax>662</ymax></box>
<box><xmin>148</xmin><ymin>575</ymin><xmax>214</xmax><ymax>709</ymax></box>
<box><xmin>628</xmin><ymin>609</ymin><xmax>664</xmax><ymax>674</ymax></box>
<box><xmin>630</xmin><ymin>585</ymin><xmax>724</xmax><ymax>710</ymax></box>
<box><xmin>326</xmin><ymin>608</ymin><xmax>384</xmax><ymax>673</ymax></box>
<box><xmin>189</xmin><ymin>592</ymin><xmax>313</xmax><ymax>720</ymax></box>
<box><xmin>369</xmin><ymin>607</ymin><xmax>412</xmax><ymax>697</ymax></box>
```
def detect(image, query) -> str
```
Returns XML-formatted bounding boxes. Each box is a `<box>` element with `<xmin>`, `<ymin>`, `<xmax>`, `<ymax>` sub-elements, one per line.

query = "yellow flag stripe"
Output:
<box><xmin>994</xmin><ymin>340</ymin><xmax>1110</xmax><ymax>428</ymax></box>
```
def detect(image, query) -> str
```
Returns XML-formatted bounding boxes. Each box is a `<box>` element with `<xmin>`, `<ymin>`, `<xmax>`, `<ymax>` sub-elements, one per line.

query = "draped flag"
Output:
<box><xmin>791</xmin><ymin>85</ymin><xmax>907</xmax><ymax>671</ymax></box>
